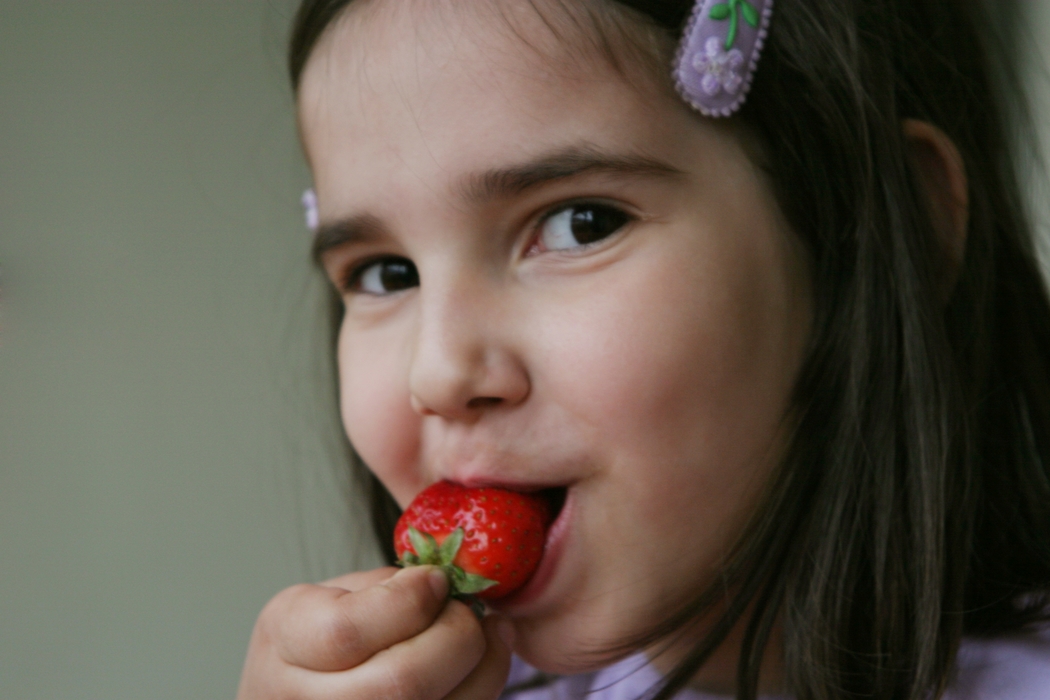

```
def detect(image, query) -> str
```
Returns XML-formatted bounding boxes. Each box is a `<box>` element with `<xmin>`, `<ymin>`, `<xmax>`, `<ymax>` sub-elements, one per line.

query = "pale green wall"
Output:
<box><xmin>0</xmin><ymin>3</ymin><xmax>380</xmax><ymax>699</ymax></box>
<box><xmin>0</xmin><ymin>3</ymin><xmax>1047</xmax><ymax>700</ymax></box>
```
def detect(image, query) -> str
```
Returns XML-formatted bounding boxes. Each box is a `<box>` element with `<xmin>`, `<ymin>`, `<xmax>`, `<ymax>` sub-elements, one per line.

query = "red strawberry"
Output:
<box><xmin>394</xmin><ymin>481</ymin><xmax>552</xmax><ymax>600</ymax></box>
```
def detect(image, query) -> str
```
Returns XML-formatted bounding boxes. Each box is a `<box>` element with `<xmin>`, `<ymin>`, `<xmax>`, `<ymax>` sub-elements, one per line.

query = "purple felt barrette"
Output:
<box><xmin>674</xmin><ymin>0</ymin><xmax>773</xmax><ymax>118</ymax></box>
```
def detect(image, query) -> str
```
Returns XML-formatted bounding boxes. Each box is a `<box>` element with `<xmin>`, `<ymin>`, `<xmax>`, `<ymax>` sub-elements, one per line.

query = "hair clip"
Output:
<box><xmin>301</xmin><ymin>188</ymin><xmax>319</xmax><ymax>231</ymax></box>
<box><xmin>673</xmin><ymin>0</ymin><xmax>773</xmax><ymax>118</ymax></box>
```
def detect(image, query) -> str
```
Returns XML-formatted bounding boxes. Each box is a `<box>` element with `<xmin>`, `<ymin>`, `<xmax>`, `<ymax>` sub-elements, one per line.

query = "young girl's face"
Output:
<box><xmin>299</xmin><ymin>1</ymin><xmax>810</xmax><ymax>674</ymax></box>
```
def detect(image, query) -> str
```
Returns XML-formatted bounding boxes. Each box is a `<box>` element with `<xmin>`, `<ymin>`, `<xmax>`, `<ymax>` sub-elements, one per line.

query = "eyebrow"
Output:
<box><xmin>312</xmin><ymin>145</ymin><xmax>685</xmax><ymax>262</ymax></box>
<box><xmin>312</xmin><ymin>213</ymin><xmax>384</xmax><ymax>264</ymax></box>
<box><xmin>461</xmin><ymin>145</ymin><xmax>686</xmax><ymax>204</ymax></box>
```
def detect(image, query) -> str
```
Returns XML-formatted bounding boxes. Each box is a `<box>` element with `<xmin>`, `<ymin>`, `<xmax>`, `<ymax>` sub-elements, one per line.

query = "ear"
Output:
<box><xmin>902</xmin><ymin>119</ymin><xmax>969</xmax><ymax>302</ymax></box>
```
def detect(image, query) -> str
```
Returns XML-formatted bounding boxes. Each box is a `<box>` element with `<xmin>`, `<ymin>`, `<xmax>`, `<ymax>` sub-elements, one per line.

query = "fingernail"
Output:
<box><xmin>427</xmin><ymin>568</ymin><xmax>449</xmax><ymax>599</ymax></box>
<box><xmin>496</xmin><ymin>618</ymin><xmax>516</xmax><ymax>648</ymax></box>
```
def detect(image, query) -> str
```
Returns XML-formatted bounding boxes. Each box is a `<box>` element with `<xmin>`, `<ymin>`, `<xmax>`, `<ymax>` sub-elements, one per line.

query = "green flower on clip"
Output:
<box><xmin>709</xmin><ymin>0</ymin><xmax>760</xmax><ymax>50</ymax></box>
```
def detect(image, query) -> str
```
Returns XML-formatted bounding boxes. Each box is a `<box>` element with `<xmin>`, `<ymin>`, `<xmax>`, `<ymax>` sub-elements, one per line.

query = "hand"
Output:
<box><xmin>236</xmin><ymin>566</ymin><xmax>514</xmax><ymax>699</ymax></box>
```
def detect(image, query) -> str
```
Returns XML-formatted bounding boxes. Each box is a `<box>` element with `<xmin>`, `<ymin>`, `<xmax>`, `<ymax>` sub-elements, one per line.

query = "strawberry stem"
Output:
<box><xmin>398</xmin><ymin>526</ymin><xmax>500</xmax><ymax>598</ymax></box>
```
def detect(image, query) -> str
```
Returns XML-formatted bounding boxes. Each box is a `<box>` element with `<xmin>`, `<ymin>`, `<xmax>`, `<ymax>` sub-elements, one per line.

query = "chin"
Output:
<box><xmin>509</xmin><ymin>614</ymin><xmax>637</xmax><ymax>676</ymax></box>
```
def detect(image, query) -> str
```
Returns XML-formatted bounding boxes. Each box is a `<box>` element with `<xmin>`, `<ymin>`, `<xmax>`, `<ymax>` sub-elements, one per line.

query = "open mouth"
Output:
<box><xmin>540</xmin><ymin>486</ymin><xmax>569</xmax><ymax>524</ymax></box>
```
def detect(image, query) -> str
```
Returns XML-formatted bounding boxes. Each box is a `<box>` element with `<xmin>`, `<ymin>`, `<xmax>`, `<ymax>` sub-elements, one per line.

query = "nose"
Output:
<box><xmin>408</xmin><ymin>278</ymin><xmax>530</xmax><ymax>421</ymax></box>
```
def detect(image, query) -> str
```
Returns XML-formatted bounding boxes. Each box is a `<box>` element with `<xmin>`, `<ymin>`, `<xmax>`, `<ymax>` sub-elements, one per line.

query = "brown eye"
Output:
<box><xmin>539</xmin><ymin>203</ymin><xmax>631</xmax><ymax>251</ymax></box>
<box><xmin>351</xmin><ymin>257</ymin><xmax>419</xmax><ymax>295</ymax></box>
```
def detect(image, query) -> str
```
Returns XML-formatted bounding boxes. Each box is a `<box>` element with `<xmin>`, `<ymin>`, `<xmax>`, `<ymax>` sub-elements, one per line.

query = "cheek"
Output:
<box><xmin>535</xmin><ymin>219</ymin><xmax>805</xmax><ymax>574</ymax></box>
<box><xmin>540</xmin><ymin>242</ymin><xmax>780</xmax><ymax>453</ymax></box>
<box><xmin>337</xmin><ymin>321</ymin><xmax>422</xmax><ymax>506</ymax></box>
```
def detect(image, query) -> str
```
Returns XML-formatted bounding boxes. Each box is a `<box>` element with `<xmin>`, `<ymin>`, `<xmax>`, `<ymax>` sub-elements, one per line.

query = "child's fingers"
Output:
<box><xmin>445</xmin><ymin>615</ymin><xmax>515</xmax><ymax>700</ymax></box>
<box><xmin>289</xmin><ymin>598</ymin><xmax>487</xmax><ymax>700</ymax></box>
<box><xmin>271</xmin><ymin>565</ymin><xmax>450</xmax><ymax>671</ymax></box>
<box><xmin>320</xmin><ymin>566</ymin><xmax>399</xmax><ymax>591</ymax></box>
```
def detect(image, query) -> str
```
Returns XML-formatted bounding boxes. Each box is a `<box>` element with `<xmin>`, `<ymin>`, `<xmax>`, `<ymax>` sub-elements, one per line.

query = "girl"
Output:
<box><xmin>238</xmin><ymin>0</ymin><xmax>1050</xmax><ymax>698</ymax></box>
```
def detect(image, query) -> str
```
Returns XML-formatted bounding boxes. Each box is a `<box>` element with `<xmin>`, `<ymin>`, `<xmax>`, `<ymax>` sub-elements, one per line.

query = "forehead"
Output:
<box><xmin>296</xmin><ymin>0</ymin><xmax>684</xmax><ymax>211</ymax></box>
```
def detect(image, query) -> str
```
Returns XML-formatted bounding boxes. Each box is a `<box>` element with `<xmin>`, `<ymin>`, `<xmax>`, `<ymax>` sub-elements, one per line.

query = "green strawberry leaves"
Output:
<box><xmin>399</xmin><ymin>526</ymin><xmax>499</xmax><ymax>598</ymax></box>
<box><xmin>449</xmin><ymin>568</ymin><xmax>501</xmax><ymax>596</ymax></box>
<box><xmin>438</xmin><ymin>527</ymin><xmax>463</xmax><ymax>563</ymax></box>
<box><xmin>407</xmin><ymin>527</ymin><xmax>438</xmax><ymax>562</ymax></box>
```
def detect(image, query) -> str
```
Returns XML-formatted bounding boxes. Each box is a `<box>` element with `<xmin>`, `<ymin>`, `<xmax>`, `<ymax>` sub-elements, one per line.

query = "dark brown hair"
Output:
<box><xmin>288</xmin><ymin>1</ymin><xmax>1050</xmax><ymax>698</ymax></box>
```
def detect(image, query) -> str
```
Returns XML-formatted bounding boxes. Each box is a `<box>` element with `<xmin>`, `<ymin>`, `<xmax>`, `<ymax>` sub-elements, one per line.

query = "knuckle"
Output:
<box><xmin>257</xmin><ymin>583</ymin><xmax>313</xmax><ymax>634</ymax></box>
<box><xmin>381</xmin><ymin>663</ymin><xmax>427</xmax><ymax>700</ymax></box>
<box><xmin>327</xmin><ymin>605</ymin><xmax>369</xmax><ymax>658</ymax></box>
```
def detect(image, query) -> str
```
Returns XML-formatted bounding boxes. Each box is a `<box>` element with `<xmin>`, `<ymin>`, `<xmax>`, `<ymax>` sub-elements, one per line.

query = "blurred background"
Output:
<box><xmin>0</xmin><ymin>3</ymin><xmax>381</xmax><ymax>698</ymax></box>
<box><xmin>0</xmin><ymin>2</ymin><xmax>1047</xmax><ymax>699</ymax></box>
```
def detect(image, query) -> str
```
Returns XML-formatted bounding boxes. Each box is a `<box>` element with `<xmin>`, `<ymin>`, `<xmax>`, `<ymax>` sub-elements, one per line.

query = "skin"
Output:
<box><xmin>236</xmin><ymin>2</ymin><xmax>971</xmax><ymax>698</ymax></box>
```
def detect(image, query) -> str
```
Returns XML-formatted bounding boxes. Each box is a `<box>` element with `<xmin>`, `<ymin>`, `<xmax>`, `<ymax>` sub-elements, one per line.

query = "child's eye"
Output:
<box><xmin>347</xmin><ymin>256</ymin><xmax>419</xmax><ymax>295</ymax></box>
<box><xmin>536</xmin><ymin>203</ymin><xmax>632</xmax><ymax>253</ymax></box>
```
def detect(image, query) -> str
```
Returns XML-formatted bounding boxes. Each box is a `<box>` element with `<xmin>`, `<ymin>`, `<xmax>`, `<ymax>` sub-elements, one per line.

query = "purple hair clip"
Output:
<box><xmin>674</xmin><ymin>0</ymin><xmax>773</xmax><ymax>118</ymax></box>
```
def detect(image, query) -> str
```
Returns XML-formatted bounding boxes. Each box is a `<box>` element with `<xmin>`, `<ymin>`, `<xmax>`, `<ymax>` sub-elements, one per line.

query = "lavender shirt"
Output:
<box><xmin>504</xmin><ymin>626</ymin><xmax>1050</xmax><ymax>699</ymax></box>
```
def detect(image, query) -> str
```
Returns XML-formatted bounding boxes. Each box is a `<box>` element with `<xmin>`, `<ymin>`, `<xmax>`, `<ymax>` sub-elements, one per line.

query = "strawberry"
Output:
<box><xmin>394</xmin><ymin>481</ymin><xmax>552</xmax><ymax>601</ymax></box>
